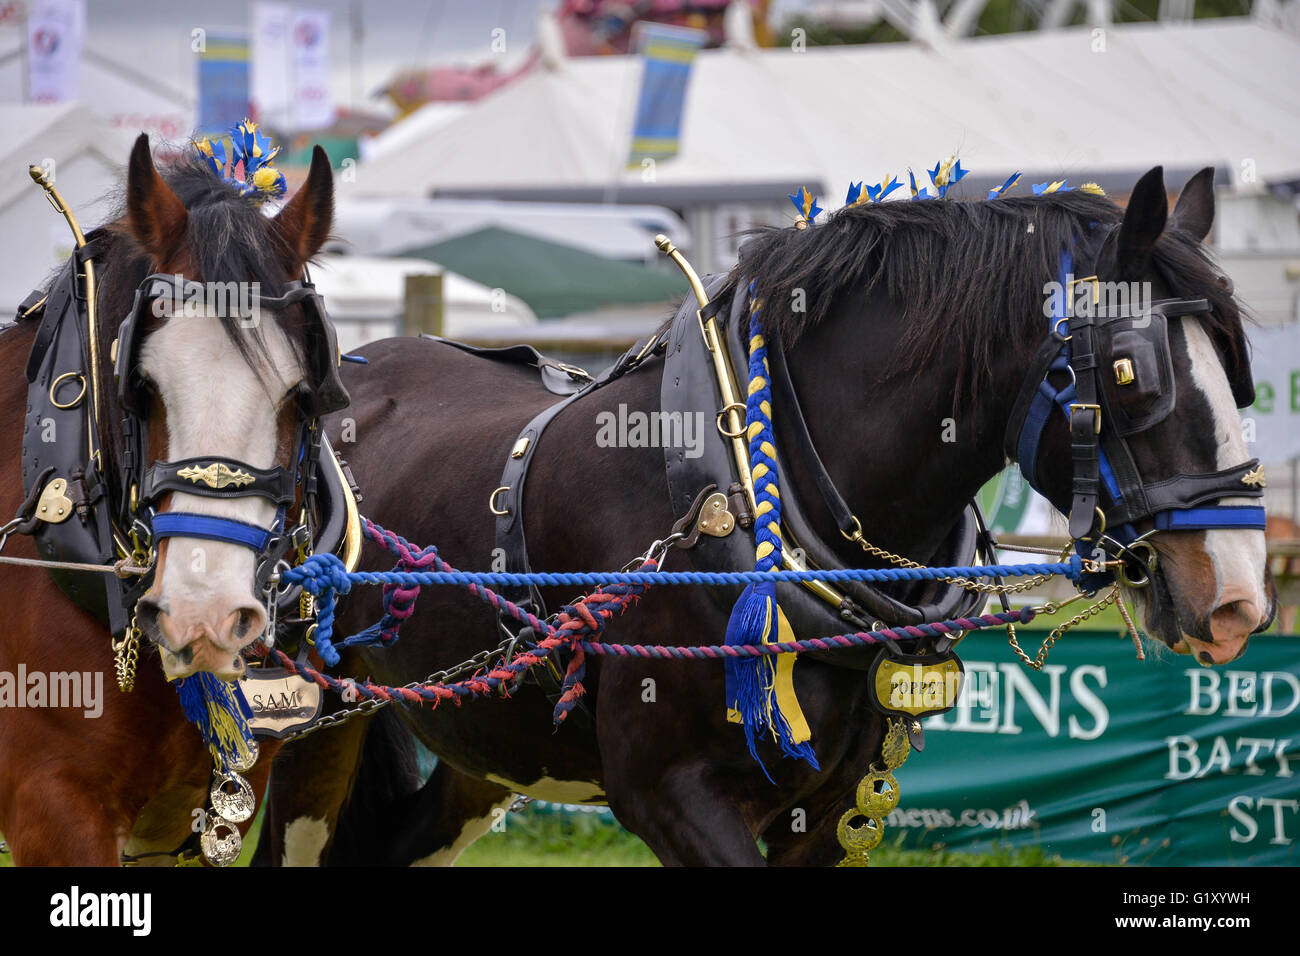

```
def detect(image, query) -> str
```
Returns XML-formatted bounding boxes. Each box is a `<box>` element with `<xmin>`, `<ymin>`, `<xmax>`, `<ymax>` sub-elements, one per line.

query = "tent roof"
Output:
<box><xmin>397</xmin><ymin>226</ymin><xmax>685</xmax><ymax>319</ymax></box>
<box><xmin>353</xmin><ymin>20</ymin><xmax>1300</xmax><ymax>199</ymax></box>
<box><xmin>0</xmin><ymin>103</ymin><xmax>136</xmax><ymax>213</ymax></box>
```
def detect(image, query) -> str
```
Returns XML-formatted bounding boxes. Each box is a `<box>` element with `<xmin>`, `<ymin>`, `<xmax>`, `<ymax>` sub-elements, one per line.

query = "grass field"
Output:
<box><xmin>0</xmin><ymin>809</ymin><xmax>1088</xmax><ymax>867</ymax></box>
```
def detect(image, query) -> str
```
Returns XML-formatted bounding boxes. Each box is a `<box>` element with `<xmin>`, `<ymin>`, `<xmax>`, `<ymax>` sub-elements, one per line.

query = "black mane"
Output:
<box><xmin>733</xmin><ymin>190</ymin><xmax>1245</xmax><ymax>399</ymax></box>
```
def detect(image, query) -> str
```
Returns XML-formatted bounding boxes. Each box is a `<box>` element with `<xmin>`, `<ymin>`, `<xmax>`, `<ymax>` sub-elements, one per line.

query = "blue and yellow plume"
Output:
<box><xmin>724</xmin><ymin>280</ymin><xmax>818</xmax><ymax>778</ymax></box>
<box><xmin>194</xmin><ymin>118</ymin><xmax>287</xmax><ymax>204</ymax></box>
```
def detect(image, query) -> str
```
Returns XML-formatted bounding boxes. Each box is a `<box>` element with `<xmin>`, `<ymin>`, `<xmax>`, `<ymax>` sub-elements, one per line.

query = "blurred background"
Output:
<box><xmin>1</xmin><ymin>0</ymin><xmax>1298</xmax><ymax>578</ymax></box>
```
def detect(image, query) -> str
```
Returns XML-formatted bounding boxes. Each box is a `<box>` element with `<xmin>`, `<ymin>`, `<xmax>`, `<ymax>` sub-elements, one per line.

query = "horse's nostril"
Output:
<box><xmin>1197</xmin><ymin>651</ymin><xmax>1214</xmax><ymax>665</ymax></box>
<box><xmin>135</xmin><ymin>599</ymin><xmax>163</xmax><ymax>645</ymax></box>
<box><xmin>235</xmin><ymin>608</ymin><xmax>257</xmax><ymax>639</ymax></box>
<box><xmin>228</xmin><ymin>605</ymin><xmax>266</xmax><ymax>644</ymax></box>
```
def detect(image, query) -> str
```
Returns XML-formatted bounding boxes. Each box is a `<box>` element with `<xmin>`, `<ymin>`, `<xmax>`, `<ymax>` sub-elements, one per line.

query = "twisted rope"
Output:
<box><xmin>260</xmin><ymin>607</ymin><xmax>1035</xmax><ymax>713</ymax></box>
<box><xmin>273</xmin><ymin>517</ymin><xmax>1058</xmax><ymax>728</ymax></box>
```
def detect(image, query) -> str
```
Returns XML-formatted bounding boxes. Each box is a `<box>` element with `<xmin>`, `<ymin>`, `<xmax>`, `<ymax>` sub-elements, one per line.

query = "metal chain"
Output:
<box><xmin>270</xmin><ymin>635</ymin><xmax>520</xmax><ymax>742</ymax></box>
<box><xmin>841</xmin><ymin>519</ymin><xmax>1071</xmax><ymax>596</ymax></box>
<box><xmin>1008</xmin><ymin>585</ymin><xmax>1120</xmax><ymax>670</ymax></box>
<box><xmin>113</xmin><ymin>617</ymin><xmax>141</xmax><ymax>692</ymax></box>
<box><xmin>268</xmin><ymin>530</ymin><xmax>684</xmax><ymax>743</ymax></box>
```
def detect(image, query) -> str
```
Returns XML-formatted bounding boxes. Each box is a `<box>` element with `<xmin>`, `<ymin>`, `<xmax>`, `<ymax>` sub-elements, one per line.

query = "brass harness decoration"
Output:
<box><xmin>177</xmin><ymin>462</ymin><xmax>256</xmax><ymax>490</ymax></box>
<box><xmin>836</xmin><ymin>718</ymin><xmax>912</xmax><ymax>866</ymax></box>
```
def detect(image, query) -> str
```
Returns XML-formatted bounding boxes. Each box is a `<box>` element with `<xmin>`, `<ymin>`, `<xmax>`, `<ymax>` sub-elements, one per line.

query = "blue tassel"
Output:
<box><xmin>725</xmin><ymin>581</ymin><xmax>820</xmax><ymax>781</ymax></box>
<box><xmin>172</xmin><ymin>672</ymin><xmax>257</xmax><ymax>772</ymax></box>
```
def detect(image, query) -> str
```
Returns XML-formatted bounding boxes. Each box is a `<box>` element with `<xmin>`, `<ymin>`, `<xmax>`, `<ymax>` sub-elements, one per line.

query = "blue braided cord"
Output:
<box><xmin>279</xmin><ymin>555</ymin><xmax>1081</xmax><ymax>590</ymax></box>
<box><xmin>745</xmin><ymin>282</ymin><xmax>783</xmax><ymax>574</ymax></box>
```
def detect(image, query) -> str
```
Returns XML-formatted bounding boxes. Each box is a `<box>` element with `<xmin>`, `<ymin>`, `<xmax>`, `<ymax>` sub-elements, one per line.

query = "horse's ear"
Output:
<box><xmin>274</xmin><ymin>145</ymin><xmax>333</xmax><ymax>264</ymax></box>
<box><xmin>1115</xmin><ymin>165</ymin><xmax>1167</xmax><ymax>280</ymax></box>
<box><xmin>125</xmin><ymin>133</ymin><xmax>187</xmax><ymax>262</ymax></box>
<box><xmin>1170</xmin><ymin>166</ymin><xmax>1215</xmax><ymax>241</ymax></box>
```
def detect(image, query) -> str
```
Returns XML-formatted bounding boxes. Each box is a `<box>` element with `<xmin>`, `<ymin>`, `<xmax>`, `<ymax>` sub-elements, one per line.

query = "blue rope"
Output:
<box><xmin>279</xmin><ymin>555</ymin><xmax>1081</xmax><ymax>590</ymax></box>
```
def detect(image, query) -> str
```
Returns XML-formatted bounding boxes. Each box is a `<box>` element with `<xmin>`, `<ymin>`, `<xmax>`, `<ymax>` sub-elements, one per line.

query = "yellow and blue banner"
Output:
<box><xmin>198</xmin><ymin>33</ymin><xmax>251</xmax><ymax>135</ymax></box>
<box><xmin>627</xmin><ymin>23</ymin><xmax>708</xmax><ymax>167</ymax></box>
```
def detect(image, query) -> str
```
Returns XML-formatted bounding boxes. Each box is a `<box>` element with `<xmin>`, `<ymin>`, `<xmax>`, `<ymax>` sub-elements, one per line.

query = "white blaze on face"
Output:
<box><xmin>139</xmin><ymin>308</ymin><xmax>303</xmax><ymax>671</ymax></box>
<box><xmin>1181</xmin><ymin>319</ymin><xmax>1268</xmax><ymax>638</ymax></box>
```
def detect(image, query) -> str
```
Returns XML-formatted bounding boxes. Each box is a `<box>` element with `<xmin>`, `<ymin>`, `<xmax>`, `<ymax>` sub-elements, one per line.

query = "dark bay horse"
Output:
<box><xmin>0</xmin><ymin>135</ymin><xmax>339</xmax><ymax>864</ymax></box>
<box><xmin>259</xmin><ymin>166</ymin><xmax>1276</xmax><ymax>866</ymax></box>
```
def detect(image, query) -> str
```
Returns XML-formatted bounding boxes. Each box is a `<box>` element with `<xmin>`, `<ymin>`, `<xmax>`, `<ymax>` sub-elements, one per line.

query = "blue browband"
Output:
<box><xmin>150</xmin><ymin>512</ymin><xmax>275</xmax><ymax>552</ymax></box>
<box><xmin>1014</xmin><ymin>250</ymin><xmax>1266</xmax><ymax>556</ymax></box>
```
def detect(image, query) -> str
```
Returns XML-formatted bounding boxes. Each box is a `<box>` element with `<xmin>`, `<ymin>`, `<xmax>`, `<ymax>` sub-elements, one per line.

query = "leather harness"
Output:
<box><xmin>449</xmin><ymin>275</ymin><xmax>984</xmax><ymax>679</ymax></box>
<box><xmin>13</xmin><ymin>240</ymin><xmax>361</xmax><ymax>642</ymax></box>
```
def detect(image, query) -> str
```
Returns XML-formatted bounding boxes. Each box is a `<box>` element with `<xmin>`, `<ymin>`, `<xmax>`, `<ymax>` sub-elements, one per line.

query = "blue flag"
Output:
<box><xmin>627</xmin><ymin>24</ymin><xmax>708</xmax><ymax>167</ymax></box>
<box><xmin>197</xmin><ymin>33</ymin><xmax>250</xmax><ymax>135</ymax></box>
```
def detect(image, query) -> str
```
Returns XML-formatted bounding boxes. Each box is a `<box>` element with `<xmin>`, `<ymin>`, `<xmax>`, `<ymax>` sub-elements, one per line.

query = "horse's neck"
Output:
<box><xmin>780</xmin><ymin>297</ymin><xmax>1033</xmax><ymax>564</ymax></box>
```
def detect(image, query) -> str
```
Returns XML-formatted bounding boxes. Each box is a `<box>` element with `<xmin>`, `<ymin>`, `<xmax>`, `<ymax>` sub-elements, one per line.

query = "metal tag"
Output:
<box><xmin>867</xmin><ymin>644</ymin><xmax>964</xmax><ymax>720</ymax></box>
<box><xmin>200</xmin><ymin>817</ymin><xmax>242</xmax><ymax>867</ymax></box>
<box><xmin>210</xmin><ymin>772</ymin><xmax>255</xmax><ymax>823</ymax></box>
<box><xmin>695</xmin><ymin>492</ymin><xmax>735</xmax><ymax>537</ymax></box>
<box><xmin>238</xmin><ymin>666</ymin><xmax>323</xmax><ymax>739</ymax></box>
<box><xmin>36</xmin><ymin>478</ymin><xmax>73</xmax><ymax>524</ymax></box>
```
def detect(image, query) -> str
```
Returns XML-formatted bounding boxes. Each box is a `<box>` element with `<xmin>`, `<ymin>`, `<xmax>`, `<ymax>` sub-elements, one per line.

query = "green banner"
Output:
<box><xmin>890</xmin><ymin>631</ymin><xmax>1299</xmax><ymax>866</ymax></box>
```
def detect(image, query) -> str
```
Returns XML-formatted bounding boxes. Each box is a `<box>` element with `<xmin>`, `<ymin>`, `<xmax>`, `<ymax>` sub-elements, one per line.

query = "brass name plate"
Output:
<box><xmin>239</xmin><ymin>667</ymin><xmax>323</xmax><ymax>738</ymax></box>
<box><xmin>869</xmin><ymin>649</ymin><xmax>964</xmax><ymax>719</ymax></box>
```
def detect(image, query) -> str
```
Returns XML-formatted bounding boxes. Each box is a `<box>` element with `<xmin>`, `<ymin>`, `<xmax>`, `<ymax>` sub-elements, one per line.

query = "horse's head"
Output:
<box><xmin>117</xmin><ymin>133</ymin><xmax>340</xmax><ymax>680</ymax></box>
<box><xmin>1038</xmin><ymin>166</ymin><xmax>1275</xmax><ymax>664</ymax></box>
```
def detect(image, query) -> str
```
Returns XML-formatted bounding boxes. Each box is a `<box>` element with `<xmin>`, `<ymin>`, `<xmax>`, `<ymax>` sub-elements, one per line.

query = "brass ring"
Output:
<box><xmin>50</xmin><ymin>371</ymin><xmax>86</xmax><ymax>409</ymax></box>
<box><xmin>488</xmin><ymin>486</ymin><xmax>511</xmax><ymax>516</ymax></box>
<box><xmin>1051</xmin><ymin>316</ymin><xmax>1072</xmax><ymax>341</ymax></box>
<box><xmin>716</xmin><ymin>402</ymin><xmax>746</xmax><ymax>438</ymax></box>
<box><xmin>1117</xmin><ymin>540</ymin><xmax>1158</xmax><ymax>589</ymax></box>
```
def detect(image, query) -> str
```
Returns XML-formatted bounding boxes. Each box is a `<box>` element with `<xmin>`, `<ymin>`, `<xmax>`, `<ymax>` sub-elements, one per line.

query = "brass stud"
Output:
<box><xmin>1114</xmin><ymin>358</ymin><xmax>1135</xmax><ymax>385</ymax></box>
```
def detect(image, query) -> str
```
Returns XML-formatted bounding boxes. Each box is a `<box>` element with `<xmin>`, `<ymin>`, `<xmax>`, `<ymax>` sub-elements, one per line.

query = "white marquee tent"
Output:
<box><xmin>352</xmin><ymin>20</ymin><xmax>1300</xmax><ymax>201</ymax></box>
<box><xmin>0</xmin><ymin>103</ymin><xmax>137</xmax><ymax>316</ymax></box>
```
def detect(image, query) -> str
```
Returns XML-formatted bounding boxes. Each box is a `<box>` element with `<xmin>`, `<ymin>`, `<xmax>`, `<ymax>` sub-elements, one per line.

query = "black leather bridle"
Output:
<box><xmin>1004</xmin><ymin>232</ymin><xmax>1263</xmax><ymax>589</ymax></box>
<box><xmin>111</xmin><ymin>269</ymin><xmax>351</xmax><ymax>615</ymax></box>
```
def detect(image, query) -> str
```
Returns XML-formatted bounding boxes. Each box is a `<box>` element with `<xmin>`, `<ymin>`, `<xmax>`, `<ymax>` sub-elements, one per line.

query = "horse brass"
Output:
<box><xmin>200</xmin><ymin>817</ymin><xmax>242</xmax><ymax>867</ymax></box>
<box><xmin>36</xmin><ymin>477</ymin><xmax>73</xmax><ymax>524</ymax></box>
<box><xmin>696</xmin><ymin>492</ymin><xmax>735</xmax><ymax>538</ymax></box>
<box><xmin>210</xmin><ymin>771</ymin><xmax>255</xmax><ymax>823</ymax></box>
<box><xmin>178</xmin><ymin>462</ymin><xmax>255</xmax><ymax>490</ymax></box>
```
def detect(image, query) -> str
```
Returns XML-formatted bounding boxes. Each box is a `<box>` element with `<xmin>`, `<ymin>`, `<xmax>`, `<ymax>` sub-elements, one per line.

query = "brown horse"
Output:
<box><xmin>257</xmin><ymin>167</ymin><xmax>1277</xmax><ymax>866</ymax></box>
<box><xmin>0</xmin><ymin>134</ymin><xmax>338</xmax><ymax>865</ymax></box>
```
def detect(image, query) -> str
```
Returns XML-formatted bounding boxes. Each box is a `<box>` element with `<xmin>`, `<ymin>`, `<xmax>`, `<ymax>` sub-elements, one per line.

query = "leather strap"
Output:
<box><xmin>423</xmin><ymin>336</ymin><xmax>591</xmax><ymax>397</ymax></box>
<box><xmin>141</xmin><ymin>458</ymin><xmax>295</xmax><ymax>506</ymax></box>
<box><xmin>1067</xmin><ymin>311</ymin><xmax>1103</xmax><ymax>539</ymax></box>
<box><xmin>493</xmin><ymin>337</ymin><xmax>663</xmax><ymax>620</ymax></box>
<box><xmin>151</xmin><ymin>512</ymin><xmax>275</xmax><ymax>551</ymax></box>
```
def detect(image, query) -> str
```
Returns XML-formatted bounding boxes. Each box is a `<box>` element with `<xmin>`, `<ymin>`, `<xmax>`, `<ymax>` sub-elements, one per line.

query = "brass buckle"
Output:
<box><xmin>1069</xmin><ymin>403</ymin><xmax>1102</xmax><ymax>434</ymax></box>
<box><xmin>1067</xmin><ymin>273</ymin><xmax>1101</xmax><ymax>305</ymax></box>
